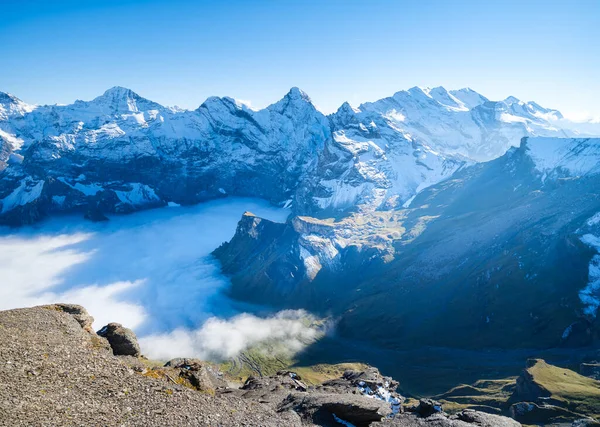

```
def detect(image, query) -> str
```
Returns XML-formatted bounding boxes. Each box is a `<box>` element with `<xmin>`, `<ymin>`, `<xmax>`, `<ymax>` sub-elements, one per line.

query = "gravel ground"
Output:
<box><xmin>0</xmin><ymin>306</ymin><xmax>305</xmax><ymax>427</ymax></box>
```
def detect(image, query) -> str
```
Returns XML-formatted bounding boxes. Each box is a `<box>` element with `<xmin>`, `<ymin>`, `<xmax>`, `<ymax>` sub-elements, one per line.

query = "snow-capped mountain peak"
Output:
<box><xmin>329</xmin><ymin>102</ymin><xmax>361</xmax><ymax>128</ymax></box>
<box><xmin>448</xmin><ymin>88</ymin><xmax>489</xmax><ymax>109</ymax></box>
<box><xmin>88</xmin><ymin>86</ymin><xmax>162</xmax><ymax>114</ymax></box>
<box><xmin>503</xmin><ymin>95</ymin><xmax>522</xmax><ymax>105</ymax></box>
<box><xmin>0</xmin><ymin>92</ymin><xmax>36</xmax><ymax>120</ymax></box>
<box><xmin>426</xmin><ymin>86</ymin><xmax>472</xmax><ymax>111</ymax></box>
<box><xmin>286</xmin><ymin>86</ymin><xmax>311</xmax><ymax>102</ymax></box>
<box><xmin>267</xmin><ymin>87</ymin><xmax>319</xmax><ymax>117</ymax></box>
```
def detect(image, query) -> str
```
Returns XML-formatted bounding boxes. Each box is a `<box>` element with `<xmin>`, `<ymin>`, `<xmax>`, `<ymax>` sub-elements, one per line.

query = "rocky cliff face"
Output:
<box><xmin>1</xmin><ymin>86</ymin><xmax>597</xmax><ymax>225</ymax></box>
<box><xmin>215</xmin><ymin>137</ymin><xmax>600</xmax><ymax>351</ymax></box>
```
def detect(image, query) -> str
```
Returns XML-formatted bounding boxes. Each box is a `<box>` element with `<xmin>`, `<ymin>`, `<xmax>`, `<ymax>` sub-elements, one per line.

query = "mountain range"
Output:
<box><xmin>2</xmin><ymin>85</ymin><xmax>600</xmax><ymax>371</ymax></box>
<box><xmin>1</xmin><ymin>85</ymin><xmax>598</xmax><ymax>225</ymax></box>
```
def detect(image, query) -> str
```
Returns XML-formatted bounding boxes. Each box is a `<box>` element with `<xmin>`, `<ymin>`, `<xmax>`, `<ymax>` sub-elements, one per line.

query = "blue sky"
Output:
<box><xmin>1</xmin><ymin>0</ymin><xmax>599</xmax><ymax>118</ymax></box>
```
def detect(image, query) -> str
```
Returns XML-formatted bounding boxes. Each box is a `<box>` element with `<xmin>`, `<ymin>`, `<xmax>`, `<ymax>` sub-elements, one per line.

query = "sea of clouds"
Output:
<box><xmin>0</xmin><ymin>198</ymin><xmax>317</xmax><ymax>360</ymax></box>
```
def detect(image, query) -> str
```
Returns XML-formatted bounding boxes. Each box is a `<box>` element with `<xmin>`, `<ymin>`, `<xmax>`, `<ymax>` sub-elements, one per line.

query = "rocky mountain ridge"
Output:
<box><xmin>214</xmin><ymin>136</ymin><xmax>600</xmax><ymax>352</ymax></box>
<box><xmin>1</xmin><ymin>86</ymin><xmax>598</xmax><ymax>225</ymax></box>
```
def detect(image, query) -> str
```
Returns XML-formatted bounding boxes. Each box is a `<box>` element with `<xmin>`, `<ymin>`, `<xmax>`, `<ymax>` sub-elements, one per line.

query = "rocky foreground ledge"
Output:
<box><xmin>0</xmin><ymin>304</ymin><xmax>554</xmax><ymax>426</ymax></box>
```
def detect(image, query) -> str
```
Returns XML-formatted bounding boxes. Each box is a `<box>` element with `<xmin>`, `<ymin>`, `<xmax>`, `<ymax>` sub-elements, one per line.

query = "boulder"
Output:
<box><xmin>96</xmin><ymin>322</ymin><xmax>140</xmax><ymax>356</ymax></box>
<box><xmin>231</xmin><ymin>371</ymin><xmax>310</xmax><ymax>407</ymax></box>
<box><xmin>320</xmin><ymin>367</ymin><xmax>399</xmax><ymax>395</ymax></box>
<box><xmin>278</xmin><ymin>391</ymin><xmax>391</xmax><ymax>427</ymax></box>
<box><xmin>511</xmin><ymin>359</ymin><xmax>551</xmax><ymax>402</ymax></box>
<box><xmin>455</xmin><ymin>409</ymin><xmax>521</xmax><ymax>426</ymax></box>
<box><xmin>408</xmin><ymin>398</ymin><xmax>444</xmax><ymax>418</ymax></box>
<box><xmin>164</xmin><ymin>358</ymin><xmax>227</xmax><ymax>393</ymax></box>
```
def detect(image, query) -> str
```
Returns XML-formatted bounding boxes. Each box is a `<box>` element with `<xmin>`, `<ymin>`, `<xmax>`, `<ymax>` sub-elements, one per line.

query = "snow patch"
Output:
<box><xmin>0</xmin><ymin>129</ymin><xmax>25</xmax><ymax>150</ymax></box>
<box><xmin>58</xmin><ymin>178</ymin><xmax>103</xmax><ymax>196</ymax></box>
<box><xmin>579</xmin><ymin>234</ymin><xmax>600</xmax><ymax>317</ymax></box>
<box><xmin>357</xmin><ymin>383</ymin><xmax>402</xmax><ymax>415</ymax></box>
<box><xmin>299</xmin><ymin>245</ymin><xmax>322</xmax><ymax>280</ymax></box>
<box><xmin>525</xmin><ymin>137</ymin><xmax>600</xmax><ymax>177</ymax></box>
<box><xmin>587</xmin><ymin>212</ymin><xmax>600</xmax><ymax>227</ymax></box>
<box><xmin>115</xmin><ymin>183</ymin><xmax>160</xmax><ymax>207</ymax></box>
<box><xmin>1</xmin><ymin>179</ymin><xmax>44</xmax><ymax>213</ymax></box>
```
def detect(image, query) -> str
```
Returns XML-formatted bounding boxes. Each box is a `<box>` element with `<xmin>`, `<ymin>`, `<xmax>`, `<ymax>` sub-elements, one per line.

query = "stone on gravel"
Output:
<box><xmin>165</xmin><ymin>358</ymin><xmax>227</xmax><ymax>393</ymax></box>
<box><xmin>409</xmin><ymin>398</ymin><xmax>444</xmax><ymax>418</ymax></box>
<box><xmin>97</xmin><ymin>322</ymin><xmax>141</xmax><ymax>357</ymax></box>
<box><xmin>279</xmin><ymin>391</ymin><xmax>391</xmax><ymax>427</ymax></box>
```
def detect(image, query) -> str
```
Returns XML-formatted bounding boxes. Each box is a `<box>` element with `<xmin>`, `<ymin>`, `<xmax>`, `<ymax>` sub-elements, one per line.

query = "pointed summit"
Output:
<box><xmin>330</xmin><ymin>101</ymin><xmax>361</xmax><ymax>127</ymax></box>
<box><xmin>503</xmin><ymin>95</ymin><xmax>522</xmax><ymax>105</ymax></box>
<box><xmin>0</xmin><ymin>91</ymin><xmax>22</xmax><ymax>105</ymax></box>
<box><xmin>101</xmin><ymin>86</ymin><xmax>138</xmax><ymax>99</ymax></box>
<box><xmin>268</xmin><ymin>87</ymin><xmax>317</xmax><ymax>114</ymax></box>
<box><xmin>407</xmin><ymin>86</ymin><xmax>430</xmax><ymax>96</ymax></box>
<box><xmin>0</xmin><ymin>91</ymin><xmax>35</xmax><ymax>119</ymax></box>
<box><xmin>285</xmin><ymin>87</ymin><xmax>312</xmax><ymax>103</ymax></box>
<box><xmin>337</xmin><ymin>101</ymin><xmax>360</xmax><ymax>115</ymax></box>
<box><xmin>90</xmin><ymin>86</ymin><xmax>161</xmax><ymax>113</ymax></box>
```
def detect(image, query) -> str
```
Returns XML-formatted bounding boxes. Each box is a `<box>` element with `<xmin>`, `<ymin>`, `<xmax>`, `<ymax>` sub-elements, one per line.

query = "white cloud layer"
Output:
<box><xmin>139</xmin><ymin>310</ymin><xmax>318</xmax><ymax>361</ymax></box>
<box><xmin>0</xmin><ymin>198</ymin><xmax>312</xmax><ymax>361</ymax></box>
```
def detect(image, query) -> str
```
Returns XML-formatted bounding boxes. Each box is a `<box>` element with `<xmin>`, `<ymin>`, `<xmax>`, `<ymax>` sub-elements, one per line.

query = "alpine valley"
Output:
<box><xmin>3</xmin><ymin>85</ymin><xmax>600</xmax><ymax>424</ymax></box>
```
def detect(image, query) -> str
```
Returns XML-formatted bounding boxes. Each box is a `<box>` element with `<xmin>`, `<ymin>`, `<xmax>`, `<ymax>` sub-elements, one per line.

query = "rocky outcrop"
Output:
<box><xmin>0</xmin><ymin>304</ymin><xmax>524</xmax><ymax>426</ymax></box>
<box><xmin>0</xmin><ymin>305</ymin><xmax>303</xmax><ymax>426</ymax></box>
<box><xmin>376</xmin><ymin>409</ymin><xmax>521</xmax><ymax>426</ymax></box>
<box><xmin>279</xmin><ymin>392</ymin><xmax>391</xmax><ymax>427</ymax></box>
<box><xmin>409</xmin><ymin>399</ymin><xmax>444</xmax><ymax>418</ymax></box>
<box><xmin>164</xmin><ymin>358</ymin><xmax>227</xmax><ymax>393</ymax></box>
<box><xmin>507</xmin><ymin>359</ymin><xmax>600</xmax><ymax>425</ymax></box>
<box><xmin>97</xmin><ymin>322</ymin><xmax>141</xmax><ymax>357</ymax></box>
<box><xmin>42</xmin><ymin>303</ymin><xmax>95</xmax><ymax>332</ymax></box>
<box><xmin>224</xmin><ymin>369</ymin><xmax>522</xmax><ymax>427</ymax></box>
<box><xmin>511</xmin><ymin>359</ymin><xmax>552</xmax><ymax>403</ymax></box>
<box><xmin>509</xmin><ymin>402</ymin><xmax>588</xmax><ymax>425</ymax></box>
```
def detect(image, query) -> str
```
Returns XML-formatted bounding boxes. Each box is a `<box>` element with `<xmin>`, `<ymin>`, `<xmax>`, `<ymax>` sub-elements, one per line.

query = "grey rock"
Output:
<box><xmin>408</xmin><ymin>399</ymin><xmax>444</xmax><ymax>418</ymax></box>
<box><xmin>41</xmin><ymin>303</ymin><xmax>95</xmax><ymax>333</ymax></box>
<box><xmin>165</xmin><ymin>358</ymin><xmax>227</xmax><ymax>392</ymax></box>
<box><xmin>377</xmin><ymin>410</ymin><xmax>521</xmax><ymax>426</ymax></box>
<box><xmin>278</xmin><ymin>391</ymin><xmax>391</xmax><ymax>427</ymax></box>
<box><xmin>97</xmin><ymin>322</ymin><xmax>141</xmax><ymax>357</ymax></box>
<box><xmin>231</xmin><ymin>371</ymin><xmax>311</xmax><ymax>407</ymax></box>
<box><xmin>455</xmin><ymin>409</ymin><xmax>521</xmax><ymax>426</ymax></box>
